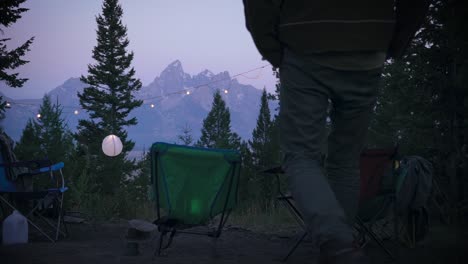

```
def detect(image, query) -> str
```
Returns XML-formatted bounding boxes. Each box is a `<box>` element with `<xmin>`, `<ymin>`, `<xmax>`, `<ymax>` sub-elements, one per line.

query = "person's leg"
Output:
<box><xmin>326</xmin><ymin>68</ymin><xmax>382</xmax><ymax>222</ymax></box>
<box><xmin>279</xmin><ymin>49</ymin><xmax>355</xmax><ymax>248</ymax></box>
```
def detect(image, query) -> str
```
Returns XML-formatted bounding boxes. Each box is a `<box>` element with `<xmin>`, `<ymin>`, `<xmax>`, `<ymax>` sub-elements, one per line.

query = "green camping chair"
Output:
<box><xmin>150</xmin><ymin>142</ymin><xmax>241</xmax><ymax>256</ymax></box>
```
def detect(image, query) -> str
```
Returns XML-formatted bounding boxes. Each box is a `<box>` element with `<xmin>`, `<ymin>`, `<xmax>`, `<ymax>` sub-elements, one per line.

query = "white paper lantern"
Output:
<box><xmin>102</xmin><ymin>134</ymin><xmax>123</xmax><ymax>157</ymax></box>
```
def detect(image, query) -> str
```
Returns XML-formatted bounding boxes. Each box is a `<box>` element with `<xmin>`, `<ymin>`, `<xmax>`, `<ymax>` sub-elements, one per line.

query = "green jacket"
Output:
<box><xmin>243</xmin><ymin>0</ymin><xmax>429</xmax><ymax>68</ymax></box>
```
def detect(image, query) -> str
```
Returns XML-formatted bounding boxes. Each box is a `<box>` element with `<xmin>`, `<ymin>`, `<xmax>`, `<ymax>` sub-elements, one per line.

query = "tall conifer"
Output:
<box><xmin>197</xmin><ymin>91</ymin><xmax>240</xmax><ymax>149</ymax></box>
<box><xmin>76</xmin><ymin>0</ymin><xmax>142</xmax><ymax>194</ymax></box>
<box><xmin>249</xmin><ymin>89</ymin><xmax>277</xmax><ymax>208</ymax></box>
<box><xmin>0</xmin><ymin>0</ymin><xmax>34</xmax><ymax>119</ymax></box>
<box><xmin>249</xmin><ymin>88</ymin><xmax>274</xmax><ymax>168</ymax></box>
<box><xmin>15</xmin><ymin>95</ymin><xmax>73</xmax><ymax>163</ymax></box>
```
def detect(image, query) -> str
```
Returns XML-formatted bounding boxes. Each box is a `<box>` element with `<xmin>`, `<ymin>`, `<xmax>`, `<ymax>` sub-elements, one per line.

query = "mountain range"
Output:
<box><xmin>1</xmin><ymin>60</ymin><xmax>278</xmax><ymax>154</ymax></box>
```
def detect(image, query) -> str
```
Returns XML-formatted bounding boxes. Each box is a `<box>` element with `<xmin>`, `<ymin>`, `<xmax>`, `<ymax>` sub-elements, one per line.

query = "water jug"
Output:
<box><xmin>2</xmin><ymin>210</ymin><xmax>28</xmax><ymax>245</ymax></box>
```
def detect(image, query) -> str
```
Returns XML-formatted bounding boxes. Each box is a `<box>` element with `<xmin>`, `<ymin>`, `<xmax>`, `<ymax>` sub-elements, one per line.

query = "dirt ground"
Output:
<box><xmin>1</xmin><ymin>220</ymin><xmax>468</xmax><ymax>264</ymax></box>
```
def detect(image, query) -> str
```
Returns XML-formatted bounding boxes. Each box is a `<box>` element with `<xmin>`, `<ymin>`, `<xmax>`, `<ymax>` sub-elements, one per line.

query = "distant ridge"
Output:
<box><xmin>3</xmin><ymin>60</ymin><xmax>278</xmax><ymax>151</ymax></box>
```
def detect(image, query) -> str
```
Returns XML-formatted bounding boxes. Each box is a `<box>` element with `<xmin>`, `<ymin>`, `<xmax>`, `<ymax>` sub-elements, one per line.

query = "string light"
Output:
<box><xmin>238</xmin><ymin>66</ymin><xmax>264</xmax><ymax>79</ymax></box>
<box><xmin>142</xmin><ymin>65</ymin><xmax>268</xmax><ymax>101</ymax></box>
<box><xmin>4</xmin><ymin>64</ymin><xmax>270</xmax><ymax>118</ymax></box>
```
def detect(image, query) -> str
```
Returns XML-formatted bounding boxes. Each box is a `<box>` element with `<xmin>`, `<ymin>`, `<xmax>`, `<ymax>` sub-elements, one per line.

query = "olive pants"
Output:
<box><xmin>279</xmin><ymin>49</ymin><xmax>382</xmax><ymax>247</ymax></box>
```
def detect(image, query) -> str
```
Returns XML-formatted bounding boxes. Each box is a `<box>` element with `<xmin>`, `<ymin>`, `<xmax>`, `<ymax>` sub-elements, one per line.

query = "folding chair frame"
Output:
<box><xmin>0</xmin><ymin>161</ymin><xmax>69</xmax><ymax>242</ymax></box>
<box><xmin>150</xmin><ymin>147</ymin><xmax>240</xmax><ymax>256</ymax></box>
<box><xmin>263</xmin><ymin>147</ymin><xmax>401</xmax><ymax>262</ymax></box>
<box><xmin>263</xmin><ymin>166</ymin><xmax>308</xmax><ymax>262</ymax></box>
<box><xmin>355</xmin><ymin>148</ymin><xmax>400</xmax><ymax>261</ymax></box>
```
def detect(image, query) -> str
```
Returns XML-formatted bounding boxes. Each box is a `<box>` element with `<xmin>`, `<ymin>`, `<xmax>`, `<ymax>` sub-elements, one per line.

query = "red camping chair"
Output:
<box><xmin>356</xmin><ymin>147</ymin><xmax>400</xmax><ymax>261</ymax></box>
<box><xmin>359</xmin><ymin>148</ymin><xmax>398</xmax><ymax>202</ymax></box>
<box><xmin>264</xmin><ymin>147</ymin><xmax>400</xmax><ymax>262</ymax></box>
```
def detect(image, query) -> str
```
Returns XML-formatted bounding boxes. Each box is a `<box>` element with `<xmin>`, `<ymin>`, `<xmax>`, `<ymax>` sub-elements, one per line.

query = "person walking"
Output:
<box><xmin>243</xmin><ymin>1</ymin><xmax>429</xmax><ymax>263</ymax></box>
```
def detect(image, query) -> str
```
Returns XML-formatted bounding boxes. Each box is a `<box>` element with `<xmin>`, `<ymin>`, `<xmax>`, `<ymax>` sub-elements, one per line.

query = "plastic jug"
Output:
<box><xmin>2</xmin><ymin>210</ymin><xmax>28</xmax><ymax>245</ymax></box>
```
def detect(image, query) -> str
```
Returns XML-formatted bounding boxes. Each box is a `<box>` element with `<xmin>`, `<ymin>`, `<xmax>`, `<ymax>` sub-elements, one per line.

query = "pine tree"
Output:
<box><xmin>130</xmin><ymin>151</ymin><xmax>151</xmax><ymax>203</ymax></box>
<box><xmin>15</xmin><ymin>95</ymin><xmax>73</xmax><ymax>163</ymax></box>
<box><xmin>177</xmin><ymin>123</ymin><xmax>194</xmax><ymax>146</ymax></box>
<box><xmin>196</xmin><ymin>91</ymin><xmax>240</xmax><ymax>149</ymax></box>
<box><xmin>38</xmin><ymin>95</ymin><xmax>74</xmax><ymax>162</ymax></box>
<box><xmin>238</xmin><ymin>140</ymin><xmax>256</xmax><ymax>206</ymax></box>
<box><xmin>249</xmin><ymin>88</ymin><xmax>278</xmax><ymax>209</ymax></box>
<box><xmin>14</xmin><ymin>95</ymin><xmax>74</xmax><ymax>189</ymax></box>
<box><xmin>267</xmin><ymin>68</ymin><xmax>281</xmax><ymax>110</ymax></box>
<box><xmin>267</xmin><ymin>70</ymin><xmax>282</xmax><ymax>164</ymax></box>
<box><xmin>249</xmin><ymin>88</ymin><xmax>274</xmax><ymax>168</ymax></box>
<box><xmin>14</xmin><ymin>119</ymin><xmax>41</xmax><ymax>159</ymax></box>
<box><xmin>368</xmin><ymin>0</ymin><xmax>468</xmax><ymax>207</ymax></box>
<box><xmin>76</xmin><ymin>0</ymin><xmax>142</xmax><ymax>194</ymax></box>
<box><xmin>0</xmin><ymin>0</ymin><xmax>34</xmax><ymax>119</ymax></box>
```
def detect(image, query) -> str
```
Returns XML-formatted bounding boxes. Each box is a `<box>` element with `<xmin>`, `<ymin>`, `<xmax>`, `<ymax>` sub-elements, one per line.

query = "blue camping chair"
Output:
<box><xmin>0</xmin><ymin>137</ymin><xmax>68</xmax><ymax>242</ymax></box>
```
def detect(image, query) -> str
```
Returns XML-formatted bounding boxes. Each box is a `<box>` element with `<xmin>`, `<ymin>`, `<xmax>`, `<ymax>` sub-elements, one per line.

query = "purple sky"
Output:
<box><xmin>0</xmin><ymin>0</ymin><xmax>276</xmax><ymax>99</ymax></box>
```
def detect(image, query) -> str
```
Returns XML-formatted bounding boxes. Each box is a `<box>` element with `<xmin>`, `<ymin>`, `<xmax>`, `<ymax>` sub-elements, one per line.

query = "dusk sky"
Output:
<box><xmin>0</xmin><ymin>0</ymin><xmax>276</xmax><ymax>99</ymax></box>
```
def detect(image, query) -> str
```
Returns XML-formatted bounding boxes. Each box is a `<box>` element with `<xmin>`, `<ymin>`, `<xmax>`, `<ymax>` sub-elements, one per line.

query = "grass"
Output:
<box><xmin>228</xmin><ymin>202</ymin><xmax>299</xmax><ymax>234</ymax></box>
<box><xmin>68</xmin><ymin>195</ymin><xmax>299</xmax><ymax>235</ymax></box>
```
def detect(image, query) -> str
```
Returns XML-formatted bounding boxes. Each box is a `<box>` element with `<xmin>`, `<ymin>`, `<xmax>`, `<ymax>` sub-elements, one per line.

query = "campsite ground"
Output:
<box><xmin>1</xmin><ymin>218</ymin><xmax>467</xmax><ymax>264</ymax></box>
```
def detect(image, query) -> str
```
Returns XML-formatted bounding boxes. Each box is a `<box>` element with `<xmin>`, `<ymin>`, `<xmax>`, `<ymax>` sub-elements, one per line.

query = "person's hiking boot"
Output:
<box><xmin>319</xmin><ymin>240</ymin><xmax>371</xmax><ymax>264</ymax></box>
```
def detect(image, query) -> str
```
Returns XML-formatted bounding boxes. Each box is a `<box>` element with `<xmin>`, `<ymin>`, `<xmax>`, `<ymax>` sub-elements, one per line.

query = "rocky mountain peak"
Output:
<box><xmin>199</xmin><ymin>69</ymin><xmax>214</xmax><ymax>78</ymax></box>
<box><xmin>161</xmin><ymin>60</ymin><xmax>184</xmax><ymax>77</ymax></box>
<box><xmin>3</xmin><ymin>60</ymin><xmax>272</xmax><ymax>149</ymax></box>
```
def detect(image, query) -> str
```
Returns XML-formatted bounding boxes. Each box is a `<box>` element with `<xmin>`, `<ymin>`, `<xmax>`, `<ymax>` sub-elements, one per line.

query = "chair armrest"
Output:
<box><xmin>34</xmin><ymin>162</ymin><xmax>64</xmax><ymax>174</ymax></box>
<box><xmin>42</xmin><ymin>162</ymin><xmax>66</xmax><ymax>190</ymax></box>
<box><xmin>18</xmin><ymin>162</ymin><xmax>66</xmax><ymax>190</ymax></box>
<box><xmin>0</xmin><ymin>159</ymin><xmax>52</xmax><ymax>170</ymax></box>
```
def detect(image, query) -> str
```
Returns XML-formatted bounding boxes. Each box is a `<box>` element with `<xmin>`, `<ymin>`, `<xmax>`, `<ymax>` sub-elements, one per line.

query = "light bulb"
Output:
<box><xmin>36</xmin><ymin>113</ymin><xmax>41</xmax><ymax>119</ymax></box>
<box><xmin>74</xmin><ymin>110</ymin><xmax>79</xmax><ymax>115</ymax></box>
<box><xmin>150</xmin><ymin>104</ymin><xmax>155</xmax><ymax>108</ymax></box>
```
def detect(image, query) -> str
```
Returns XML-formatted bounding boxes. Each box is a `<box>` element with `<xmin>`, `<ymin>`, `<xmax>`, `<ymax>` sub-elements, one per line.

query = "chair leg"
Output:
<box><xmin>282</xmin><ymin>231</ymin><xmax>308</xmax><ymax>262</ymax></box>
<box><xmin>214</xmin><ymin>209</ymin><xmax>231</xmax><ymax>238</ymax></box>
<box><xmin>276</xmin><ymin>196</ymin><xmax>308</xmax><ymax>261</ymax></box>
<box><xmin>28</xmin><ymin>194</ymin><xmax>67</xmax><ymax>240</ymax></box>
<box><xmin>155</xmin><ymin>227</ymin><xmax>176</xmax><ymax>256</ymax></box>
<box><xmin>281</xmin><ymin>198</ymin><xmax>306</xmax><ymax>229</ymax></box>
<box><xmin>356</xmin><ymin>217</ymin><xmax>396</xmax><ymax>261</ymax></box>
<box><xmin>156</xmin><ymin>230</ymin><xmax>165</xmax><ymax>256</ymax></box>
<box><xmin>59</xmin><ymin>198</ymin><xmax>69</xmax><ymax>237</ymax></box>
<box><xmin>55</xmin><ymin>193</ymin><xmax>66</xmax><ymax>240</ymax></box>
<box><xmin>61</xmin><ymin>211</ymin><xmax>69</xmax><ymax>237</ymax></box>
